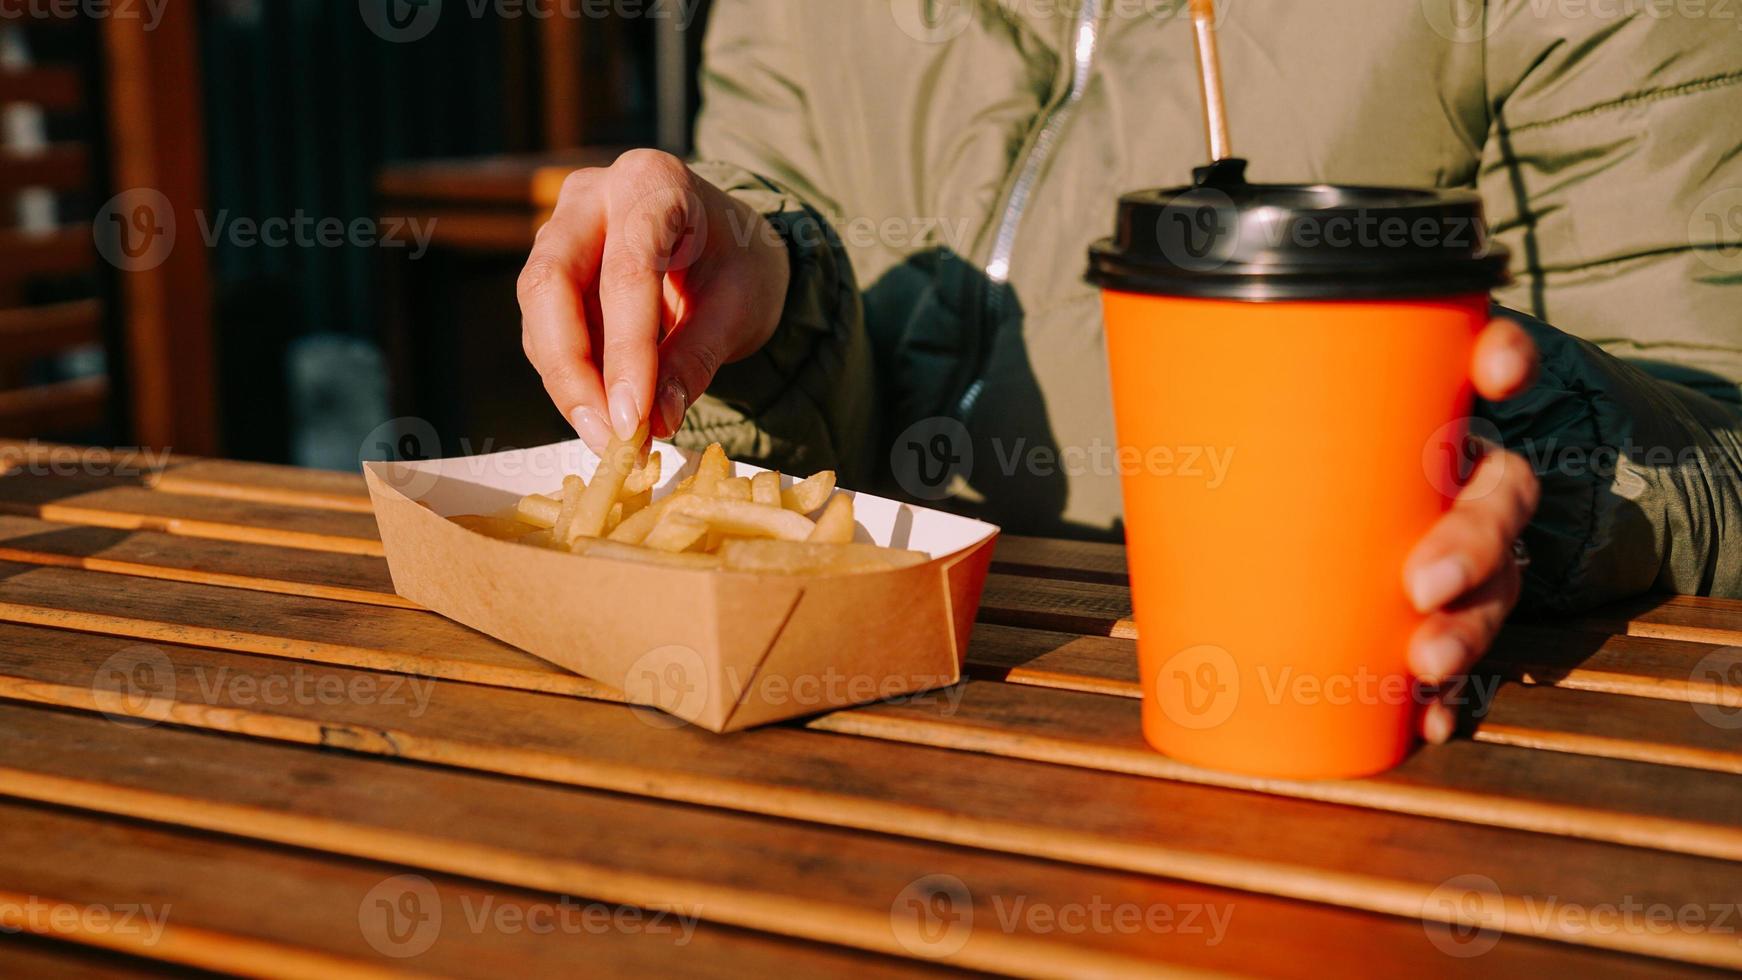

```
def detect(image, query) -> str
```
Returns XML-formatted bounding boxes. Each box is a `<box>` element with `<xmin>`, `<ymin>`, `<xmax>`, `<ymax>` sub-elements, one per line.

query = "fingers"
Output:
<box><xmin>1412</xmin><ymin>564</ymin><xmax>1521</xmax><ymax>742</ymax></box>
<box><xmin>1409</xmin><ymin>559</ymin><xmax>1520</xmax><ymax>686</ymax></box>
<box><xmin>519</xmin><ymin>169</ymin><xmax>611</xmax><ymax>450</ymax></box>
<box><xmin>598</xmin><ymin>150</ymin><xmax>702</xmax><ymax>441</ymax></box>
<box><xmin>1403</xmin><ymin>442</ymin><xmax>1538</xmax><ymax>746</ymax></box>
<box><xmin>1471</xmin><ymin>316</ymin><xmax>1538</xmax><ymax>401</ymax></box>
<box><xmin>1403</xmin><ymin>446</ymin><xmax>1539</xmax><ymax>614</ymax></box>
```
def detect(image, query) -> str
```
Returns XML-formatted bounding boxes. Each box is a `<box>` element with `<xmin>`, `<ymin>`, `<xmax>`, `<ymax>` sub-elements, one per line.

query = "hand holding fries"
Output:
<box><xmin>450</xmin><ymin>438</ymin><xmax>927</xmax><ymax>574</ymax></box>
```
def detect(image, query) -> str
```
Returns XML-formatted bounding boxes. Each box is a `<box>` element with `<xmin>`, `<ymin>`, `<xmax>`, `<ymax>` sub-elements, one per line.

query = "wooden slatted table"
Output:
<box><xmin>1</xmin><ymin>440</ymin><xmax>1739</xmax><ymax>977</ymax></box>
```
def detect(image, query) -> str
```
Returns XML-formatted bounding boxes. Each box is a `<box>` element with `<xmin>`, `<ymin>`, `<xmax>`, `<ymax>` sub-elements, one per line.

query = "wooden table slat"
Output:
<box><xmin>3</xmin><ymin>675</ymin><xmax>1742</xmax><ymax>970</ymax></box>
<box><xmin>148</xmin><ymin>459</ymin><xmax>375</xmax><ymax>513</ymax></box>
<box><xmin>0</xmin><ymin>557</ymin><xmax>1729</xmax><ymax>779</ymax></box>
<box><xmin>3</xmin><ymin>623</ymin><xmax>1741</xmax><ymax>880</ymax></box>
<box><xmin>7</xmin><ymin>703</ymin><xmax>1685</xmax><ymax>977</ymax></box>
<box><xmin>0</xmin><ymin>470</ymin><xmax>382</xmax><ymax>556</ymax></box>
<box><xmin>0</xmin><ymin>797</ymin><xmax>919</xmax><ymax>980</ymax></box>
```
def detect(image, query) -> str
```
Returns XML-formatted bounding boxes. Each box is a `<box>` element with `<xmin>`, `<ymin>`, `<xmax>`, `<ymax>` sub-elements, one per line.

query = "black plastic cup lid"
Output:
<box><xmin>1086</xmin><ymin>159</ymin><xmax>1511</xmax><ymax>301</ymax></box>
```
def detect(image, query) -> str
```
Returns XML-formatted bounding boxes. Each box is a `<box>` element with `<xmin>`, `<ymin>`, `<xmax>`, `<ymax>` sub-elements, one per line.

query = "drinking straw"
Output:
<box><xmin>1188</xmin><ymin>0</ymin><xmax>1233</xmax><ymax>161</ymax></box>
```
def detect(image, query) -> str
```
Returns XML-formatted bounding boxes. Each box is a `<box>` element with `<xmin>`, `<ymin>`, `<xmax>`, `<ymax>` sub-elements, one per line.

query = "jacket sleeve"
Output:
<box><xmin>678</xmin><ymin>0</ymin><xmax>878</xmax><ymax>484</ymax></box>
<box><xmin>1476</xmin><ymin>8</ymin><xmax>1742</xmax><ymax>610</ymax></box>
<box><xmin>1483</xmin><ymin>310</ymin><xmax>1742</xmax><ymax>613</ymax></box>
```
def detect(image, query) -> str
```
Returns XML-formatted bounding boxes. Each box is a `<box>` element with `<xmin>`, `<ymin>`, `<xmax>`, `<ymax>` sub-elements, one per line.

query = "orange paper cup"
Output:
<box><xmin>1087</xmin><ymin>162</ymin><xmax>1509</xmax><ymax>779</ymax></box>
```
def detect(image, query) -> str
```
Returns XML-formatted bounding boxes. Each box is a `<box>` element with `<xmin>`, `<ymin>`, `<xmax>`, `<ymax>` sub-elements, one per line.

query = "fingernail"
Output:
<box><xmin>570</xmin><ymin>406</ymin><xmax>612</xmax><ymax>452</ymax></box>
<box><xmin>1408</xmin><ymin>558</ymin><xmax>1467</xmax><ymax>613</ymax></box>
<box><xmin>608</xmin><ymin>380</ymin><xmax>642</xmax><ymax>441</ymax></box>
<box><xmin>1412</xmin><ymin>635</ymin><xmax>1465</xmax><ymax>685</ymax></box>
<box><xmin>655</xmin><ymin>377</ymin><xmax>688</xmax><ymax>437</ymax></box>
<box><xmin>1423</xmin><ymin>704</ymin><xmax>1456</xmax><ymax>745</ymax></box>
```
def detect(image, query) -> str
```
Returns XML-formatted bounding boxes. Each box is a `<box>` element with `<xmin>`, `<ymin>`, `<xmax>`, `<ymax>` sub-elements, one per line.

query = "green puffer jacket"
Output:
<box><xmin>676</xmin><ymin>0</ymin><xmax>1742</xmax><ymax>611</ymax></box>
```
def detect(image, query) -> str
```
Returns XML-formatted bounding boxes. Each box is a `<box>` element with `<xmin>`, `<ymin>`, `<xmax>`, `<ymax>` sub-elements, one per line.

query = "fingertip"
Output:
<box><xmin>652</xmin><ymin>377</ymin><xmax>689</xmax><ymax>439</ymax></box>
<box><xmin>607</xmin><ymin>379</ymin><xmax>643</xmax><ymax>442</ymax></box>
<box><xmin>1422</xmin><ymin>702</ymin><xmax>1457</xmax><ymax>744</ymax></box>
<box><xmin>1473</xmin><ymin>318</ymin><xmax>1538</xmax><ymax>400</ymax></box>
<box><xmin>569</xmin><ymin>405</ymin><xmax>613</xmax><ymax>453</ymax></box>
<box><xmin>1410</xmin><ymin>632</ymin><xmax>1466</xmax><ymax>686</ymax></box>
<box><xmin>1406</xmin><ymin>555</ymin><xmax>1469</xmax><ymax>613</ymax></box>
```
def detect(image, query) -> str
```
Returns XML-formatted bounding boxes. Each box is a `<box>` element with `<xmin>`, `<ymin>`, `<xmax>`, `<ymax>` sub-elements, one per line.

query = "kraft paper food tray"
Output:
<box><xmin>364</xmin><ymin>439</ymin><xmax>998</xmax><ymax>732</ymax></box>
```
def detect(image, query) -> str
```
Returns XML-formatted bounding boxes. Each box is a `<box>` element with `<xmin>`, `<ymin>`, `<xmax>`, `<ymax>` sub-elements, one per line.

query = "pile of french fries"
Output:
<box><xmin>449</xmin><ymin>428</ymin><xmax>929</xmax><ymax>575</ymax></box>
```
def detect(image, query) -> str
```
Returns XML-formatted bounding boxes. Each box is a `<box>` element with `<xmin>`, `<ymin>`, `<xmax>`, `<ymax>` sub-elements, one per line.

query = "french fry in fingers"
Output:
<box><xmin>719</xmin><ymin>539</ymin><xmax>928</xmax><ymax>574</ymax></box>
<box><xmin>566</xmin><ymin>424</ymin><xmax>648</xmax><ymax>543</ymax></box>
<box><xmin>807</xmin><ymin>494</ymin><xmax>855</xmax><ymax>544</ymax></box>
<box><xmin>666</xmin><ymin>495</ymin><xmax>816</xmax><ymax>541</ymax></box>
<box><xmin>780</xmin><ymin>471</ymin><xmax>835</xmax><ymax>514</ymax></box>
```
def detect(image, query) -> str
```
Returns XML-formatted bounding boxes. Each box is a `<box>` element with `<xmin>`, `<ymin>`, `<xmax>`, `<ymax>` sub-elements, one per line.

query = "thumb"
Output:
<box><xmin>650</xmin><ymin>309</ymin><xmax>734</xmax><ymax>438</ymax></box>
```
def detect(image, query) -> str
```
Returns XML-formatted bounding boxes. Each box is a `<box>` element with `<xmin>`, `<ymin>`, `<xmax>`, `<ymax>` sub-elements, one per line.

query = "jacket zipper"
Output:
<box><xmin>959</xmin><ymin>0</ymin><xmax>1103</xmax><ymax>418</ymax></box>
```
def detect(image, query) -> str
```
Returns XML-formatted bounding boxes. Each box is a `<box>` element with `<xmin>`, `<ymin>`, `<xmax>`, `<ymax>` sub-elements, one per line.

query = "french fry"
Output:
<box><xmin>551</xmin><ymin>475</ymin><xmax>586</xmax><ymax>541</ymax></box>
<box><xmin>620</xmin><ymin>486</ymin><xmax>653</xmax><ymax>520</ymax></box>
<box><xmin>623</xmin><ymin>452</ymin><xmax>663</xmax><ymax>496</ymax></box>
<box><xmin>515</xmin><ymin>492</ymin><xmax>561</xmax><ymax>528</ymax></box>
<box><xmin>491</xmin><ymin>440</ymin><xmax>916</xmax><ymax>574</ymax></box>
<box><xmin>720</xmin><ymin>539</ymin><xmax>928</xmax><ymax>574</ymax></box>
<box><xmin>780</xmin><ymin>471</ymin><xmax>836</xmax><ymax>514</ymax></box>
<box><xmin>688</xmin><ymin>443</ymin><xmax>730</xmax><ymax>496</ymax></box>
<box><xmin>807</xmin><ymin>494</ymin><xmax>855</xmax><ymax>544</ymax></box>
<box><xmin>571</xmin><ymin>536</ymin><xmax>721</xmax><ymax>569</ymax></box>
<box><xmin>666</xmin><ymin>495</ymin><xmax>815</xmax><ymax>541</ymax></box>
<box><xmin>750</xmin><ymin>471</ymin><xmax>781</xmax><ymax>506</ymax></box>
<box><xmin>713</xmin><ymin>476</ymin><xmax>752</xmax><ymax>501</ymax></box>
<box><xmin>607</xmin><ymin>496</ymin><xmax>672</xmax><ymax>545</ymax></box>
<box><xmin>642</xmin><ymin>513</ymin><xmax>708</xmax><ymax>553</ymax></box>
<box><xmin>566</xmin><ymin>424</ymin><xmax>648</xmax><ymax>543</ymax></box>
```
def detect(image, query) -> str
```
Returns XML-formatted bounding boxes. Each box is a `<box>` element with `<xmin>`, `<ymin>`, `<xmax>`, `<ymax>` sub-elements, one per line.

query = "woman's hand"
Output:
<box><xmin>518</xmin><ymin>150</ymin><xmax>791</xmax><ymax>450</ymax></box>
<box><xmin>1404</xmin><ymin>317</ymin><xmax>1541</xmax><ymax>743</ymax></box>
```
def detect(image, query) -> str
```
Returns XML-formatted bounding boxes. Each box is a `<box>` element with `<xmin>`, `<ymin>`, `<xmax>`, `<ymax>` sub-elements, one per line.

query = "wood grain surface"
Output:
<box><xmin>0</xmin><ymin>449</ymin><xmax>1737</xmax><ymax>976</ymax></box>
